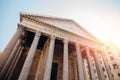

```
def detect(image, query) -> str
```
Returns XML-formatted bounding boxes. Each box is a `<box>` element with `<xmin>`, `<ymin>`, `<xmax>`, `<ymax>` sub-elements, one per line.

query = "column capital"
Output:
<box><xmin>63</xmin><ymin>39</ymin><xmax>68</xmax><ymax>43</ymax></box>
<box><xmin>18</xmin><ymin>24</ymin><xmax>26</xmax><ymax>30</ymax></box>
<box><xmin>85</xmin><ymin>47</ymin><xmax>89</xmax><ymax>50</ymax></box>
<box><xmin>35</xmin><ymin>31</ymin><xmax>41</xmax><ymax>36</ymax></box>
<box><xmin>19</xmin><ymin>32</ymin><xmax>25</xmax><ymax>40</ymax></box>
<box><xmin>75</xmin><ymin>43</ymin><xmax>80</xmax><ymax>46</ymax></box>
<box><xmin>50</xmin><ymin>35</ymin><xmax>56</xmax><ymax>40</ymax></box>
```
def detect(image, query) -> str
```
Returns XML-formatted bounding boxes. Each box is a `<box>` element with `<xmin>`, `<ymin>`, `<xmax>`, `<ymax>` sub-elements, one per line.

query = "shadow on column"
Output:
<box><xmin>9</xmin><ymin>31</ymin><xmax>49</xmax><ymax>80</ymax></box>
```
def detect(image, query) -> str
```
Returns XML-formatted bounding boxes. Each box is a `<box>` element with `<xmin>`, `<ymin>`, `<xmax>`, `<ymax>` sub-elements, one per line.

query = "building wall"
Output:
<box><xmin>103</xmin><ymin>42</ymin><xmax>120</xmax><ymax>80</ymax></box>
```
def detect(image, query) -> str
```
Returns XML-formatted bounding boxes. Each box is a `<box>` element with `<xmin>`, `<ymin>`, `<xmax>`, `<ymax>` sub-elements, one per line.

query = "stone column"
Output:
<box><xmin>7</xmin><ymin>47</ymin><xmax>24</xmax><ymax>80</ymax></box>
<box><xmin>101</xmin><ymin>50</ymin><xmax>114</xmax><ymax>80</ymax></box>
<box><xmin>0</xmin><ymin>39</ymin><xmax>22</xmax><ymax>77</ymax></box>
<box><xmin>85</xmin><ymin>47</ymin><xmax>95</xmax><ymax>80</ymax></box>
<box><xmin>74</xmin><ymin>58</ymin><xmax>78</xmax><ymax>80</ymax></box>
<box><xmin>43</xmin><ymin>36</ymin><xmax>55</xmax><ymax>80</ymax></box>
<box><xmin>0</xmin><ymin>25</ymin><xmax>25</xmax><ymax>71</ymax></box>
<box><xmin>76</xmin><ymin>44</ymin><xmax>85</xmax><ymax>80</ymax></box>
<box><xmin>18</xmin><ymin>31</ymin><xmax>41</xmax><ymax>80</ymax></box>
<box><xmin>94</xmin><ymin>49</ymin><xmax>105</xmax><ymax>80</ymax></box>
<box><xmin>63</xmin><ymin>40</ymin><xmax>69</xmax><ymax>80</ymax></box>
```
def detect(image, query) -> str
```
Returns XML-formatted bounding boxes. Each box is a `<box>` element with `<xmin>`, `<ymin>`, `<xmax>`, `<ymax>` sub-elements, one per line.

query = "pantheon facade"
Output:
<box><xmin>0</xmin><ymin>13</ymin><xmax>115</xmax><ymax>80</ymax></box>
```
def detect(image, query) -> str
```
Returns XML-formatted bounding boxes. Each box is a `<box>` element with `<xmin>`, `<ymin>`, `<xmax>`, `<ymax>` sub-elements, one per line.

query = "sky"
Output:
<box><xmin>0</xmin><ymin>0</ymin><xmax>120</xmax><ymax>52</ymax></box>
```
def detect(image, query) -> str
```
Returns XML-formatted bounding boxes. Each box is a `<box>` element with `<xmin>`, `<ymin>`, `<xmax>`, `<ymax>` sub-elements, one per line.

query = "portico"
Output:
<box><xmin>0</xmin><ymin>13</ymin><xmax>114</xmax><ymax>80</ymax></box>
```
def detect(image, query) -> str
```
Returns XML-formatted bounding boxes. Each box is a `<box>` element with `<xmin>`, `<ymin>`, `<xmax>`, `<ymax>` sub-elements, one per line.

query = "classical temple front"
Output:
<box><xmin>0</xmin><ymin>13</ymin><xmax>117</xmax><ymax>80</ymax></box>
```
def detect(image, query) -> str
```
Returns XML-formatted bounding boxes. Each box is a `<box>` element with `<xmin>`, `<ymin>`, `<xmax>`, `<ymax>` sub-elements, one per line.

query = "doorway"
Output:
<box><xmin>50</xmin><ymin>63</ymin><xmax>58</xmax><ymax>80</ymax></box>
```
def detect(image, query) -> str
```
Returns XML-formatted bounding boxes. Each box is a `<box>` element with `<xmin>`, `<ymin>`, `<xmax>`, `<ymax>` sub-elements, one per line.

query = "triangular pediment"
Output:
<box><xmin>20</xmin><ymin>13</ymin><xmax>100</xmax><ymax>42</ymax></box>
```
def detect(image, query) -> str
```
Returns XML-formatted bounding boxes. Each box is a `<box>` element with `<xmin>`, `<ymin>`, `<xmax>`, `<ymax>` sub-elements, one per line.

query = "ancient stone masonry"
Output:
<box><xmin>0</xmin><ymin>12</ymin><xmax>117</xmax><ymax>80</ymax></box>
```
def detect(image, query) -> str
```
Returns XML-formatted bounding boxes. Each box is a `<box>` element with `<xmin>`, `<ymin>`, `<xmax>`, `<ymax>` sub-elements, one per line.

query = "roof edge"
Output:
<box><xmin>20</xmin><ymin>12</ymin><xmax>73</xmax><ymax>22</ymax></box>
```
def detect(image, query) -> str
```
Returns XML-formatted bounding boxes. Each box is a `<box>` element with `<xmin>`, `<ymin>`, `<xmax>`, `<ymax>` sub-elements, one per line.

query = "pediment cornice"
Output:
<box><xmin>20</xmin><ymin>12</ymin><xmax>103</xmax><ymax>46</ymax></box>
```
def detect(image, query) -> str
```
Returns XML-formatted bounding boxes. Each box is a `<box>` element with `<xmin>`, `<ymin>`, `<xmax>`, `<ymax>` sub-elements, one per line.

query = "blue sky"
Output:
<box><xmin>0</xmin><ymin>0</ymin><xmax>120</xmax><ymax>52</ymax></box>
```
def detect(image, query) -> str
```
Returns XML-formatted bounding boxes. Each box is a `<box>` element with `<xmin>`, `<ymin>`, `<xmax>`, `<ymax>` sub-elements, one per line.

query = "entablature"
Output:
<box><xmin>19</xmin><ymin>17</ymin><xmax>103</xmax><ymax>50</ymax></box>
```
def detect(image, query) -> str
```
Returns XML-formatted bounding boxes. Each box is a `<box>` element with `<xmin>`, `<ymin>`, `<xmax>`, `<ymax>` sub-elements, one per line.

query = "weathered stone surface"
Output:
<box><xmin>1</xmin><ymin>13</ymin><xmax>118</xmax><ymax>80</ymax></box>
